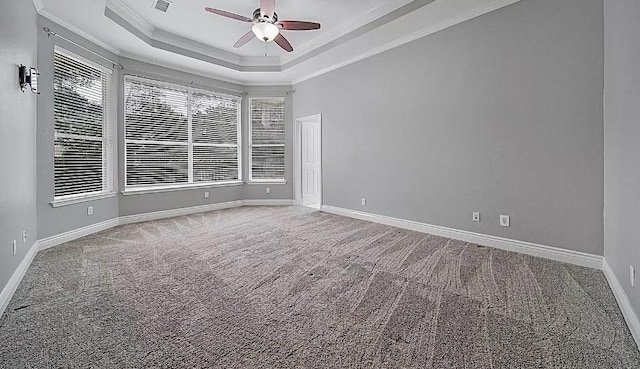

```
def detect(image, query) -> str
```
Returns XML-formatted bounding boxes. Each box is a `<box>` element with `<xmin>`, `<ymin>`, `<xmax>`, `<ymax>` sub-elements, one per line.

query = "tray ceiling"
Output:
<box><xmin>34</xmin><ymin>0</ymin><xmax>520</xmax><ymax>84</ymax></box>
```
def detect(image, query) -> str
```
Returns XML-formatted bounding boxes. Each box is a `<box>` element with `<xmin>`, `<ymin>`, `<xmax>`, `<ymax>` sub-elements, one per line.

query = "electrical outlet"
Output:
<box><xmin>87</xmin><ymin>206</ymin><xmax>93</xmax><ymax>216</ymax></box>
<box><xmin>361</xmin><ymin>198</ymin><xmax>366</xmax><ymax>206</ymax></box>
<box><xmin>473</xmin><ymin>212</ymin><xmax>480</xmax><ymax>222</ymax></box>
<box><xmin>22</xmin><ymin>230</ymin><xmax>27</xmax><ymax>245</ymax></box>
<box><xmin>500</xmin><ymin>215</ymin><xmax>510</xmax><ymax>227</ymax></box>
<box><xmin>204</xmin><ymin>191</ymin><xmax>210</xmax><ymax>199</ymax></box>
<box><xmin>266</xmin><ymin>187</ymin><xmax>271</xmax><ymax>194</ymax></box>
<box><xmin>631</xmin><ymin>265</ymin><xmax>636</xmax><ymax>287</ymax></box>
<box><xmin>12</xmin><ymin>240</ymin><xmax>17</xmax><ymax>256</ymax></box>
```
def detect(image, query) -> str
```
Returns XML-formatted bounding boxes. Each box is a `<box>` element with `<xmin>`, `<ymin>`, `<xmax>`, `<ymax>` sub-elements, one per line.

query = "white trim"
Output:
<box><xmin>38</xmin><ymin>9</ymin><xmax>121</xmax><ymax>56</ymax></box>
<box><xmin>53</xmin><ymin>47</ymin><xmax>116</xmax><ymax>204</ymax></box>
<box><xmin>603</xmin><ymin>260</ymin><xmax>640</xmax><ymax>349</ymax></box>
<box><xmin>0</xmin><ymin>200</ymin><xmax>295</xmax><ymax>317</ymax></box>
<box><xmin>105</xmin><ymin>0</ymin><xmax>247</xmax><ymax>67</ymax></box>
<box><xmin>243</xmin><ymin>199</ymin><xmax>295</xmax><ymax>206</ymax></box>
<box><xmin>106</xmin><ymin>0</ymin><xmax>154</xmax><ymax>37</ymax></box>
<box><xmin>38</xmin><ymin>0</ymin><xmax>521</xmax><ymax>86</ymax></box>
<box><xmin>54</xmin><ymin>45</ymin><xmax>114</xmax><ymax>74</ymax></box>
<box><xmin>321</xmin><ymin>205</ymin><xmax>603</xmax><ymax>270</ymax></box>
<box><xmin>248</xmin><ymin>97</ymin><xmax>287</xmax><ymax>182</ymax></box>
<box><xmin>246</xmin><ymin>180</ymin><xmax>288</xmax><ymax>185</ymax></box>
<box><xmin>119</xmin><ymin>200</ymin><xmax>244</xmax><ymax>225</ymax></box>
<box><xmin>106</xmin><ymin>62</ymin><xmax>118</xmax><ymax>195</ymax></box>
<box><xmin>123</xmin><ymin>75</ymin><xmax>242</xmax><ymax>190</ymax></box>
<box><xmin>38</xmin><ymin>219</ymin><xmax>121</xmax><ymax>251</ymax></box>
<box><xmin>6</xmin><ymin>201</ymin><xmax>640</xmax><ymax>349</ymax></box>
<box><xmin>0</xmin><ymin>242</ymin><xmax>39</xmax><ymax>318</ymax></box>
<box><xmin>292</xmin><ymin>0</ymin><xmax>521</xmax><ymax>85</ymax></box>
<box><xmin>32</xmin><ymin>0</ymin><xmax>44</xmax><ymax>12</ymax></box>
<box><xmin>117</xmin><ymin>51</ymin><xmax>254</xmax><ymax>87</ymax></box>
<box><xmin>279</xmin><ymin>0</ymin><xmax>415</xmax><ymax>65</ymax></box>
<box><xmin>294</xmin><ymin>114</ymin><xmax>323</xmax><ymax>207</ymax></box>
<box><xmin>122</xmin><ymin>181</ymin><xmax>243</xmax><ymax>196</ymax></box>
<box><xmin>105</xmin><ymin>0</ymin><xmax>412</xmax><ymax>70</ymax></box>
<box><xmin>50</xmin><ymin>192</ymin><xmax>116</xmax><ymax>208</ymax></box>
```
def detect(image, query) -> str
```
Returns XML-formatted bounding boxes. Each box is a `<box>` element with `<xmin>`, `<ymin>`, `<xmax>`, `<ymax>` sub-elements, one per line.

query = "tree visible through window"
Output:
<box><xmin>124</xmin><ymin>77</ymin><xmax>240</xmax><ymax>189</ymax></box>
<box><xmin>250</xmin><ymin>98</ymin><xmax>285</xmax><ymax>181</ymax></box>
<box><xmin>53</xmin><ymin>49</ymin><xmax>111</xmax><ymax>199</ymax></box>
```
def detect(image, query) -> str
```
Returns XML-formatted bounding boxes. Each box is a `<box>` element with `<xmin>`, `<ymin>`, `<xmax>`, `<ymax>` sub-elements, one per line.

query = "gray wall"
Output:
<box><xmin>36</xmin><ymin>18</ymin><xmax>293</xmax><ymax>232</ymax></box>
<box><xmin>0</xmin><ymin>1</ymin><xmax>38</xmax><ymax>289</ymax></box>
<box><xmin>116</xmin><ymin>58</ymin><xmax>293</xmax><ymax>216</ymax></box>
<box><xmin>293</xmin><ymin>0</ymin><xmax>605</xmax><ymax>255</ymax></box>
<box><xmin>37</xmin><ymin>17</ymin><xmax>120</xmax><ymax>239</ymax></box>
<box><xmin>116</xmin><ymin>57</ymin><xmax>246</xmax><ymax>217</ymax></box>
<box><xmin>604</xmin><ymin>0</ymin><xmax>640</xmax><ymax>319</ymax></box>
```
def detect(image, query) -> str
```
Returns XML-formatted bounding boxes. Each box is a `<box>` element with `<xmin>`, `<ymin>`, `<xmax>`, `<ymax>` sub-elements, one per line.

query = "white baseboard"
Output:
<box><xmin>243</xmin><ymin>199</ymin><xmax>296</xmax><ymax>206</ymax></box>
<box><xmin>119</xmin><ymin>200</ymin><xmax>244</xmax><ymax>225</ymax></box>
<box><xmin>38</xmin><ymin>218</ymin><xmax>121</xmax><ymax>252</ymax></box>
<box><xmin>3</xmin><ymin>201</ymin><xmax>638</xmax><ymax>352</ymax></box>
<box><xmin>0</xmin><ymin>242</ymin><xmax>39</xmax><ymax>318</ymax></box>
<box><xmin>603</xmin><ymin>260</ymin><xmax>640</xmax><ymax>349</ymax></box>
<box><xmin>321</xmin><ymin>205</ymin><xmax>603</xmax><ymax>270</ymax></box>
<box><xmin>1</xmin><ymin>199</ymin><xmax>293</xmax><ymax>317</ymax></box>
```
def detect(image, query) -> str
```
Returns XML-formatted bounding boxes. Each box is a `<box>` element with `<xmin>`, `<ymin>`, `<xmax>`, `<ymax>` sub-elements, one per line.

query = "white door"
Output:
<box><xmin>301</xmin><ymin>121</ymin><xmax>321</xmax><ymax>206</ymax></box>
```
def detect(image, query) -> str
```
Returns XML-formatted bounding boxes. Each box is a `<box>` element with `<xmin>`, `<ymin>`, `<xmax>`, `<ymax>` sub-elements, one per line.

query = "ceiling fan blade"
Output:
<box><xmin>260</xmin><ymin>0</ymin><xmax>275</xmax><ymax>19</ymax></box>
<box><xmin>204</xmin><ymin>7</ymin><xmax>252</xmax><ymax>22</ymax></box>
<box><xmin>274</xmin><ymin>33</ymin><xmax>293</xmax><ymax>52</ymax></box>
<box><xmin>234</xmin><ymin>31</ymin><xmax>255</xmax><ymax>48</ymax></box>
<box><xmin>278</xmin><ymin>21</ymin><xmax>321</xmax><ymax>31</ymax></box>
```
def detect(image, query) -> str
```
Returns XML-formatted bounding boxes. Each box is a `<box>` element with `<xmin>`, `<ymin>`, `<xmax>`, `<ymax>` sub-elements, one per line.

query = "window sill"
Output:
<box><xmin>246</xmin><ymin>180</ymin><xmax>288</xmax><ymax>185</ymax></box>
<box><xmin>122</xmin><ymin>181</ymin><xmax>243</xmax><ymax>196</ymax></box>
<box><xmin>50</xmin><ymin>192</ymin><xmax>117</xmax><ymax>208</ymax></box>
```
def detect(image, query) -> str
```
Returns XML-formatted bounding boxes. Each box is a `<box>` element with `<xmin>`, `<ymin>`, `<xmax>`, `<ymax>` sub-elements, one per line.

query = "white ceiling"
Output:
<box><xmin>35</xmin><ymin>0</ymin><xmax>520</xmax><ymax>85</ymax></box>
<box><xmin>118</xmin><ymin>0</ymin><xmax>402</xmax><ymax>57</ymax></box>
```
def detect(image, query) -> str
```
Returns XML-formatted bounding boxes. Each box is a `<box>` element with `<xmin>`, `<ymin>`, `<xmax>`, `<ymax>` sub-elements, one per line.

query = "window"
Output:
<box><xmin>53</xmin><ymin>48</ymin><xmax>113</xmax><ymax>201</ymax></box>
<box><xmin>124</xmin><ymin>76</ymin><xmax>241</xmax><ymax>190</ymax></box>
<box><xmin>249</xmin><ymin>98</ymin><xmax>285</xmax><ymax>182</ymax></box>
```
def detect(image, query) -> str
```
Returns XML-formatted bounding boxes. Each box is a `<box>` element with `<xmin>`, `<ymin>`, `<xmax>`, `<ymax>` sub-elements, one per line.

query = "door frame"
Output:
<box><xmin>294</xmin><ymin>114</ymin><xmax>322</xmax><ymax>207</ymax></box>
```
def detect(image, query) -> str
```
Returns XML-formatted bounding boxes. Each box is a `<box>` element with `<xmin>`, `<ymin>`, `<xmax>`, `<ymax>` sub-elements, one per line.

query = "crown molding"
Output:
<box><xmin>105</xmin><ymin>0</ymin><xmax>520</xmax><ymax>81</ymax></box>
<box><xmin>103</xmin><ymin>0</ymin><xmax>432</xmax><ymax>72</ymax></box>
<box><xmin>279</xmin><ymin>0</ymin><xmax>414</xmax><ymax>65</ymax></box>
<box><xmin>104</xmin><ymin>0</ymin><xmax>415</xmax><ymax>69</ymax></box>
<box><xmin>152</xmin><ymin>28</ymin><xmax>248</xmax><ymax>66</ymax></box>
<box><xmin>36</xmin><ymin>0</ymin><xmax>522</xmax><ymax>85</ymax></box>
<box><xmin>32</xmin><ymin>0</ymin><xmax>45</xmax><ymax>12</ymax></box>
<box><xmin>118</xmin><ymin>51</ymin><xmax>291</xmax><ymax>87</ymax></box>
<box><xmin>118</xmin><ymin>51</ymin><xmax>247</xmax><ymax>85</ymax></box>
<box><xmin>105</xmin><ymin>0</ymin><xmax>153</xmax><ymax>37</ymax></box>
<box><xmin>105</xmin><ymin>1</ymin><xmax>282</xmax><ymax>72</ymax></box>
<box><xmin>292</xmin><ymin>0</ymin><xmax>521</xmax><ymax>85</ymax></box>
<box><xmin>38</xmin><ymin>9</ymin><xmax>121</xmax><ymax>56</ymax></box>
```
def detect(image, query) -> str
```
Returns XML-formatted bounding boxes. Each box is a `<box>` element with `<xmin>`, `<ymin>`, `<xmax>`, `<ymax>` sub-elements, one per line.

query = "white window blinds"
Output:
<box><xmin>54</xmin><ymin>49</ymin><xmax>112</xmax><ymax>199</ymax></box>
<box><xmin>250</xmin><ymin>98</ymin><xmax>285</xmax><ymax>181</ymax></box>
<box><xmin>124</xmin><ymin>77</ymin><xmax>241</xmax><ymax>189</ymax></box>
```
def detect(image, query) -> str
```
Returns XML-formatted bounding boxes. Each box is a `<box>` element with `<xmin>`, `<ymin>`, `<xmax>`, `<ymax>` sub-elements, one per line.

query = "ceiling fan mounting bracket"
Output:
<box><xmin>205</xmin><ymin>1</ymin><xmax>320</xmax><ymax>53</ymax></box>
<box><xmin>253</xmin><ymin>8</ymin><xmax>277</xmax><ymax>23</ymax></box>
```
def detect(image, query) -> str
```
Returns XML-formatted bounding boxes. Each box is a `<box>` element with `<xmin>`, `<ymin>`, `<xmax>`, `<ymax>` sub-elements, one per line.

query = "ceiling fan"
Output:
<box><xmin>204</xmin><ymin>0</ymin><xmax>321</xmax><ymax>52</ymax></box>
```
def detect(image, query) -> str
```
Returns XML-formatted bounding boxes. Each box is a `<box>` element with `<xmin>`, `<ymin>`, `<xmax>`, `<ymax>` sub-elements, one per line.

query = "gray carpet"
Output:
<box><xmin>0</xmin><ymin>206</ymin><xmax>638</xmax><ymax>368</ymax></box>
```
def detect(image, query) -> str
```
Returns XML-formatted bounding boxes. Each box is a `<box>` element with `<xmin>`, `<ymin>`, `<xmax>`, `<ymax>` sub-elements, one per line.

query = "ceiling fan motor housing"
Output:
<box><xmin>253</xmin><ymin>8</ymin><xmax>277</xmax><ymax>23</ymax></box>
<box><xmin>204</xmin><ymin>2</ymin><xmax>320</xmax><ymax>52</ymax></box>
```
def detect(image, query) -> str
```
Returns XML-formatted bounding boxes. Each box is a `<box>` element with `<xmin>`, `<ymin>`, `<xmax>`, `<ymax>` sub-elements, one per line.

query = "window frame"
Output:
<box><xmin>122</xmin><ymin>75</ymin><xmax>243</xmax><ymax>193</ymax></box>
<box><xmin>51</xmin><ymin>46</ymin><xmax>116</xmax><ymax>207</ymax></box>
<box><xmin>248</xmin><ymin>97</ymin><xmax>287</xmax><ymax>184</ymax></box>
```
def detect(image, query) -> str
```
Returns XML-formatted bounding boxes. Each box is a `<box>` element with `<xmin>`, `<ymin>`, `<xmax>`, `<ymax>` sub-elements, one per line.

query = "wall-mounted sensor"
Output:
<box><xmin>19</xmin><ymin>65</ymin><xmax>39</xmax><ymax>94</ymax></box>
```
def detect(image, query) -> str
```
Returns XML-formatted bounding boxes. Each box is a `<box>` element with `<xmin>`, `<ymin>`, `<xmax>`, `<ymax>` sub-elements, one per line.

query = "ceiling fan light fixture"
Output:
<box><xmin>252</xmin><ymin>22</ymin><xmax>279</xmax><ymax>42</ymax></box>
